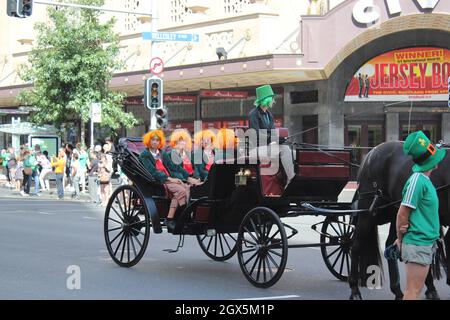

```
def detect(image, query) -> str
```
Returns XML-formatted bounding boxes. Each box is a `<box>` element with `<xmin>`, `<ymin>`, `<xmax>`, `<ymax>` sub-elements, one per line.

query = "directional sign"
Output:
<box><xmin>150</xmin><ymin>57</ymin><xmax>164</xmax><ymax>75</ymax></box>
<box><xmin>142</xmin><ymin>32</ymin><xmax>200</xmax><ymax>43</ymax></box>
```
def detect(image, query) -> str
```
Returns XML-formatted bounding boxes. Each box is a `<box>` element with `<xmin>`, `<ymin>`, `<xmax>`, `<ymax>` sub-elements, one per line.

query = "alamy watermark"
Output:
<box><xmin>66</xmin><ymin>265</ymin><xmax>81</xmax><ymax>290</ymax></box>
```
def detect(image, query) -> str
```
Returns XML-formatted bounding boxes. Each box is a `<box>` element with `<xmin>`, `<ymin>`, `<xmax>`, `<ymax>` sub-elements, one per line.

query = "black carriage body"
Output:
<box><xmin>105</xmin><ymin>136</ymin><xmax>357</xmax><ymax>288</ymax></box>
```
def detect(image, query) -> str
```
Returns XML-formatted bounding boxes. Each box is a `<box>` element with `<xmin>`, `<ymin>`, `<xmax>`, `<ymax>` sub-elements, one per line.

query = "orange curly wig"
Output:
<box><xmin>142</xmin><ymin>130</ymin><xmax>166</xmax><ymax>149</ymax></box>
<box><xmin>169</xmin><ymin>129</ymin><xmax>192</xmax><ymax>150</ymax></box>
<box><xmin>215</xmin><ymin>128</ymin><xmax>237</xmax><ymax>150</ymax></box>
<box><xmin>194</xmin><ymin>129</ymin><xmax>216</xmax><ymax>148</ymax></box>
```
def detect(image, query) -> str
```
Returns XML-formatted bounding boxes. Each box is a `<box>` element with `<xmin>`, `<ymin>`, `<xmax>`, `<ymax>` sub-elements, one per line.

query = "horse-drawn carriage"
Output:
<box><xmin>103</xmin><ymin>135</ymin><xmax>361</xmax><ymax>288</ymax></box>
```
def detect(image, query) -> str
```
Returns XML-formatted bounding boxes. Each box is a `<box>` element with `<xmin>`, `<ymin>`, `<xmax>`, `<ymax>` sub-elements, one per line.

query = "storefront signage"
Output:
<box><xmin>164</xmin><ymin>95</ymin><xmax>197</xmax><ymax>103</ymax></box>
<box><xmin>199</xmin><ymin>90</ymin><xmax>248</xmax><ymax>99</ymax></box>
<box><xmin>344</xmin><ymin>47</ymin><xmax>450</xmax><ymax>102</ymax></box>
<box><xmin>353</xmin><ymin>0</ymin><xmax>440</xmax><ymax>26</ymax></box>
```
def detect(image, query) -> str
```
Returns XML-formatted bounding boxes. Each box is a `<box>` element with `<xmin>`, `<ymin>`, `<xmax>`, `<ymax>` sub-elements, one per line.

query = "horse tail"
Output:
<box><xmin>430</xmin><ymin>232</ymin><xmax>447</xmax><ymax>280</ymax></box>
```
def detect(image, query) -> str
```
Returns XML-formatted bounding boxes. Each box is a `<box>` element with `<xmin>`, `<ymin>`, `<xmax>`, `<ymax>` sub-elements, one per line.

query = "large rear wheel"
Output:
<box><xmin>237</xmin><ymin>207</ymin><xmax>288</xmax><ymax>288</ymax></box>
<box><xmin>104</xmin><ymin>185</ymin><xmax>150</xmax><ymax>267</ymax></box>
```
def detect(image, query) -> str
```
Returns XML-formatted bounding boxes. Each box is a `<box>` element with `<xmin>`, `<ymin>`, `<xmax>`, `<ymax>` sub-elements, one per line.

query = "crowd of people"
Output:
<box><xmin>0</xmin><ymin>137</ymin><xmax>118</xmax><ymax>206</ymax></box>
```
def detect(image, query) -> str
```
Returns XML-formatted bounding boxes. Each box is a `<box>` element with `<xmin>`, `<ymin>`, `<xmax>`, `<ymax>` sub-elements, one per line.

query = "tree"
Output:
<box><xmin>18</xmin><ymin>0</ymin><xmax>138</xmax><ymax>145</ymax></box>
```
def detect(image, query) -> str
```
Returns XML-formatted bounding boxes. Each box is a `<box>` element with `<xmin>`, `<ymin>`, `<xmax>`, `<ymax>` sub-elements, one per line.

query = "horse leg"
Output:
<box><xmin>349</xmin><ymin>214</ymin><xmax>373</xmax><ymax>300</ymax></box>
<box><xmin>424</xmin><ymin>270</ymin><xmax>440</xmax><ymax>300</ymax></box>
<box><xmin>445</xmin><ymin>229</ymin><xmax>450</xmax><ymax>286</ymax></box>
<box><xmin>386</xmin><ymin>221</ymin><xmax>403</xmax><ymax>300</ymax></box>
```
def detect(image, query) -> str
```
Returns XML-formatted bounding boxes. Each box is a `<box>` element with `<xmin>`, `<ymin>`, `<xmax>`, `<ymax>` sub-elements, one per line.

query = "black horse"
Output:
<box><xmin>348</xmin><ymin>141</ymin><xmax>450</xmax><ymax>300</ymax></box>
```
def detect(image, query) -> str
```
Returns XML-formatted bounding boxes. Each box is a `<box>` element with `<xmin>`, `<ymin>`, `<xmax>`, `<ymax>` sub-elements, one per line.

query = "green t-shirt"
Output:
<box><xmin>401</xmin><ymin>172</ymin><xmax>440</xmax><ymax>246</ymax></box>
<box><xmin>1</xmin><ymin>153</ymin><xmax>10</xmax><ymax>167</ymax></box>
<box><xmin>79</xmin><ymin>153</ymin><xmax>88</xmax><ymax>169</ymax></box>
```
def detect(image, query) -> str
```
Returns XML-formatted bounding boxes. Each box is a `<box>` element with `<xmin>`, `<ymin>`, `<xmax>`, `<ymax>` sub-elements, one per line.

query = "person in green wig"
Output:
<box><xmin>248</xmin><ymin>84</ymin><xmax>295</xmax><ymax>190</ymax></box>
<box><xmin>394</xmin><ymin>130</ymin><xmax>446</xmax><ymax>300</ymax></box>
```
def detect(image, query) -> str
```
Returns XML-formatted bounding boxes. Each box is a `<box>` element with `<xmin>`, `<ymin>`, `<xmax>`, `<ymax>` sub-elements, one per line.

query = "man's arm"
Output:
<box><xmin>396</xmin><ymin>205</ymin><xmax>412</xmax><ymax>243</ymax></box>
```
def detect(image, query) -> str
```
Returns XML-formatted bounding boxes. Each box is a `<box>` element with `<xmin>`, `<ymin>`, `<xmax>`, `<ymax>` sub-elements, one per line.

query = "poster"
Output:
<box><xmin>345</xmin><ymin>47</ymin><xmax>450</xmax><ymax>102</ymax></box>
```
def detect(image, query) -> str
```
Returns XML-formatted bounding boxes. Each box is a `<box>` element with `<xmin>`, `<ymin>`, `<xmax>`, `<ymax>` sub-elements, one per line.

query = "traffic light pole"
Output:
<box><xmin>149</xmin><ymin>0</ymin><xmax>158</xmax><ymax>131</ymax></box>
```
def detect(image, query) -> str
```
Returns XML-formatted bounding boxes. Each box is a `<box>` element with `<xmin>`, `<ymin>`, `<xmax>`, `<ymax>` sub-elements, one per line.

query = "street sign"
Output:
<box><xmin>91</xmin><ymin>103</ymin><xmax>102</xmax><ymax>123</ymax></box>
<box><xmin>142</xmin><ymin>32</ymin><xmax>200</xmax><ymax>43</ymax></box>
<box><xmin>150</xmin><ymin>57</ymin><xmax>164</xmax><ymax>75</ymax></box>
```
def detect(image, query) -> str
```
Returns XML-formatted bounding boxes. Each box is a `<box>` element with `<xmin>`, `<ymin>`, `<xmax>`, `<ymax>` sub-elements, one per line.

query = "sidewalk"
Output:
<box><xmin>0</xmin><ymin>183</ymin><xmax>94</xmax><ymax>202</ymax></box>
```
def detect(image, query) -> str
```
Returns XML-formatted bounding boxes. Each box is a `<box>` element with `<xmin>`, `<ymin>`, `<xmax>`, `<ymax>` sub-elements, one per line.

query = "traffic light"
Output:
<box><xmin>144</xmin><ymin>77</ymin><xmax>163</xmax><ymax>110</ymax></box>
<box><xmin>7</xmin><ymin>0</ymin><xmax>33</xmax><ymax>18</ymax></box>
<box><xmin>155</xmin><ymin>106</ymin><xmax>168</xmax><ymax>129</ymax></box>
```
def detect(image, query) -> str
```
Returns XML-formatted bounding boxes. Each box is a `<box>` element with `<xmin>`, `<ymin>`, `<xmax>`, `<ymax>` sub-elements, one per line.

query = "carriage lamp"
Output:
<box><xmin>235</xmin><ymin>168</ymin><xmax>248</xmax><ymax>186</ymax></box>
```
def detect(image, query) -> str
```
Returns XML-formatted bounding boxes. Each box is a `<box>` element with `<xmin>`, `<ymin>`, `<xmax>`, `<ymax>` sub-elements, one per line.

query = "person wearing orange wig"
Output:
<box><xmin>193</xmin><ymin>129</ymin><xmax>216</xmax><ymax>181</ymax></box>
<box><xmin>139</xmin><ymin>130</ymin><xmax>190</xmax><ymax>231</ymax></box>
<box><xmin>167</xmin><ymin>129</ymin><xmax>202</xmax><ymax>185</ymax></box>
<box><xmin>215</xmin><ymin>128</ymin><xmax>238</xmax><ymax>161</ymax></box>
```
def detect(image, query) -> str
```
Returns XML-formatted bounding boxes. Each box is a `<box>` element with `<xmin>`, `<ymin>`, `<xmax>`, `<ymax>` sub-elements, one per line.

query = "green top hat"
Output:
<box><xmin>403</xmin><ymin>131</ymin><xmax>446</xmax><ymax>172</ymax></box>
<box><xmin>254</xmin><ymin>84</ymin><xmax>275</xmax><ymax>107</ymax></box>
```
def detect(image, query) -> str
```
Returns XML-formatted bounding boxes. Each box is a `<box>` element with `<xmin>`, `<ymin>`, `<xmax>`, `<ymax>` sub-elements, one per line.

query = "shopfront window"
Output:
<box><xmin>400</xmin><ymin>123</ymin><xmax>439</xmax><ymax>142</ymax></box>
<box><xmin>368</xmin><ymin>125</ymin><xmax>383</xmax><ymax>147</ymax></box>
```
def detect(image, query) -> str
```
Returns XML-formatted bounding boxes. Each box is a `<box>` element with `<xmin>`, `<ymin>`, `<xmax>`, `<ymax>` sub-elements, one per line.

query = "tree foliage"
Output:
<box><xmin>19</xmin><ymin>0</ymin><xmax>138</xmax><ymax>137</ymax></box>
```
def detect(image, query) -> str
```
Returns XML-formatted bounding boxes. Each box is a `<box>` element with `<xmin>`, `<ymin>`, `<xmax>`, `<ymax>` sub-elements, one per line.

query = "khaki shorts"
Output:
<box><xmin>401</xmin><ymin>242</ymin><xmax>436</xmax><ymax>266</ymax></box>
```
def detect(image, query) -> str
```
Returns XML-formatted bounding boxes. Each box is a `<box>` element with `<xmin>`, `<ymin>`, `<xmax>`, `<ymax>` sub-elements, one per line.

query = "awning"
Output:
<box><xmin>0</xmin><ymin>122</ymin><xmax>57</xmax><ymax>135</ymax></box>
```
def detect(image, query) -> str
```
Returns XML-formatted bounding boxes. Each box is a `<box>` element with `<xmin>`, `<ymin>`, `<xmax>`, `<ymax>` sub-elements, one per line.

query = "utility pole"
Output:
<box><xmin>34</xmin><ymin>0</ymin><xmax>153</xmax><ymax>17</ymax></box>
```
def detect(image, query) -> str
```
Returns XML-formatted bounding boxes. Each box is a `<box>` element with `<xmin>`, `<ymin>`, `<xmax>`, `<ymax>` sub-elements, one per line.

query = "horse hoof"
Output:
<box><xmin>349</xmin><ymin>293</ymin><xmax>363</xmax><ymax>300</ymax></box>
<box><xmin>425</xmin><ymin>289</ymin><xmax>440</xmax><ymax>300</ymax></box>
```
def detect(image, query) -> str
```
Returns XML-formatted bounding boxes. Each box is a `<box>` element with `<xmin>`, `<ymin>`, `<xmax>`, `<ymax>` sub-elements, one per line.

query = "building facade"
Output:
<box><xmin>0</xmin><ymin>0</ymin><xmax>449</xmax><ymax>154</ymax></box>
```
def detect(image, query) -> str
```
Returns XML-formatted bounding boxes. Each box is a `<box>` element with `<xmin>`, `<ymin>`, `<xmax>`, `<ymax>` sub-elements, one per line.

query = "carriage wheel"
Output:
<box><xmin>196</xmin><ymin>233</ymin><xmax>238</xmax><ymax>261</ymax></box>
<box><xmin>104</xmin><ymin>185</ymin><xmax>150</xmax><ymax>268</ymax></box>
<box><xmin>237</xmin><ymin>207</ymin><xmax>288</xmax><ymax>288</ymax></box>
<box><xmin>320</xmin><ymin>215</ymin><xmax>354</xmax><ymax>281</ymax></box>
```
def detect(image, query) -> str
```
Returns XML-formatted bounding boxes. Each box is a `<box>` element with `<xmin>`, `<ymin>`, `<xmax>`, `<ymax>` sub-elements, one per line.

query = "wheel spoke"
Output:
<box><xmin>128</xmin><ymin>190</ymin><xmax>134</xmax><ymax>217</ymax></box>
<box><xmin>243</xmin><ymin>250</ymin><xmax>259</xmax><ymax>267</ymax></box>
<box><xmin>114</xmin><ymin>233</ymin><xmax>125</xmax><ymax>256</ymax></box>
<box><xmin>265</xmin><ymin>256</ymin><xmax>274</xmax><ymax>279</ymax></box>
<box><xmin>243</xmin><ymin>226</ymin><xmax>259</xmax><ymax>244</ymax></box>
<box><xmin>127</xmin><ymin>234</ymin><xmax>131</xmax><ymax>263</ymax></box>
<box><xmin>256</xmin><ymin>255</ymin><xmax>263</xmax><ymax>282</ymax></box>
<box><xmin>109</xmin><ymin>230</ymin><xmax>124</xmax><ymax>245</ymax></box>
<box><xmin>206</xmin><ymin>236</ymin><xmax>214</xmax><ymax>252</ymax></box>
<box><xmin>241</xmin><ymin>247</ymin><xmax>257</xmax><ymax>254</ymax></box>
<box><xmin>131</xmin><ymin>233</ymin><xmax>143</xmax><ymax>248</ymax></box>
<box><xmin>120</xmin><ymin>233</ymin><xmax>127</xmax><ymax>262</ymax></box>
<box><xmin>107</xmin><ymin>226</ymin><xmax>123</xmax><ymax>232</ymax></box>
<box><xmin>267</xmin><ymin>251</ymin><xmax>280</xmax><ymax>269</ymax></box>
<box><xmin>265</xmin><ymin>222</ymin><xmax>273</xmax><ymax>241</ymax></box>
<box><xmin>218</xmin><ymin>234</ymin><xmax>225</xmax><ymax>256</ymax></box>
<box><xmin>339</xmin><ymin>249</ymin><xmax>345</xmax><ymax>275</ymax></box>
<box><xmin>111</xmin><ymin>206</ymin><xmax>124</xmax><ymax>222</ymax></box>
<box><xmin>131</xmin><ymin>227</ymin><xmax>146</xmax><ymax>237</ymax></box>
<box><xmin>329</xmin><ymin>221</ymin><xmax>341</xmax><ymax>236</ymax></box>
<box><xmin>331</xmin><ymin>248</ymin><xmax>344</xmax><ymax>269</ymax></box>
<box><xmin>214</xmin><ymin>235</ymin><xmax>218</xmax><ymax>257</ymax></box>
<box><xmin>249</xmin><ymin>217</ymin><xmax>262</xmax><ymax>239</ymax></box>
<box><xmin>326</xmin><ymin>246</ymin><xmax>341</xmax><ymax>260</ymax></box>
<box><xmin>222</xmin><ymin>234</ymin><xmax>233</xmax><ymax>252</ymax></box>
<box><xmin>262</xmin><ymin>254</ymin><xmax>267</xmax><ymax>283</ymax></box>
<box><xmin>130</xmin><ymin>233</ymin><xmax>137</xmax><ymax>257</ymax></box>
<box><xmin>249</xmin><ymin>254</ymin><xmax>261</xmax><ymax>277</ymax></box>
<box><xmin>267</xmin><ymin>248</ymin><xmax>282</xmax><ymax>257</ymax></box>
<box><xmin>116</xmin><ymin>195</ymin><xmax>126</xmax><ymax>218</ymax></box>
<box><xmin>108</xmin><ymin>217</ymin><xmax>122</xmax><ymax>225</ymax></box>
<box><xmin>268</xmin><ymin>229</ymin><xmax>280</xmax><ymax>243</ymax></box>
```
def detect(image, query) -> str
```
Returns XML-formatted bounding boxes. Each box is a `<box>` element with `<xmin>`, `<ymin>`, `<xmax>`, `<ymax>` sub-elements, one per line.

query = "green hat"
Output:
<box><xmin>254</xmin><ymin>85</ymin><xmax>275</xmax><ymax>107</ymax></box>
<box><xmin>403</xmin><ymin>131</ymin><xmax>446</xmax><ymax>172</ymax></box>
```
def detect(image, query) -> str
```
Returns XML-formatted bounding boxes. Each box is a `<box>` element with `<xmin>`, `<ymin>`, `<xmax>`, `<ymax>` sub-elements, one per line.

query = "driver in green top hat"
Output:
<box><xmin>394</xmin><ymin>130</ymin><xmax>446</xmax><ymax>300</ymax></box>
<box><xmin>248</xmin><ymin>84</ymin><xmax>295</xmax><ymax>190</ymax></box>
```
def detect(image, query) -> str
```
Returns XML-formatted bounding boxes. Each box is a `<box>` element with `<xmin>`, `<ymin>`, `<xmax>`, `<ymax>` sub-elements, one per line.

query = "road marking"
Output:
<box><xmin>83</xmin><ymin>217</ymin><xmax>101</xmax><ymax>220</ymax></box>
<box><xmin>233</xmin><ymin>295</ymin><xmax>300</xmax><ymax>300</ymax></box>
<box><xmin>38</xmin><ymin>212</ymin><xmax>56</xmax><ymax>215</ymax></box>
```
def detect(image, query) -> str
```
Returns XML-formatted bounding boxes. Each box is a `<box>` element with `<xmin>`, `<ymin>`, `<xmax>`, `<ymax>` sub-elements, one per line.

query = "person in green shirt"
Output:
<box><xmin>395</xmin><ymin>130</ymin><xmax>446</xmax><ymax>300</ymax></box>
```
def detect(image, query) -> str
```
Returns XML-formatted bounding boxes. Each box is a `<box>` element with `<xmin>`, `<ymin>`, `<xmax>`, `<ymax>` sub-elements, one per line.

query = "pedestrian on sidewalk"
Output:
<box><xmin>78</xmin><ymin>144</ymin><xmax>88</xmax><ymax>193</ymax></box>
<box><xmin>51</xmin><ymin>148</ymin><xmax>67</xmax><ymax>200</ymax></box>
<box><xmin>98</xmin><ymin>153</ymin><xmax>111</xmax><ymax>207</ymax></box>
<box><xmin>38</xmin><ymin>150</ymin><xmax>52</xmax><ymax>191</ymax></box>
<box><xmin>71</xmin><ymin>152</ymin><xmax>81</xmax><ymax>200</ymax></box>
<box><xmin>88</xmin><ymin>152</ymin><xmax>101</xmax><ymax>204</ymax></box>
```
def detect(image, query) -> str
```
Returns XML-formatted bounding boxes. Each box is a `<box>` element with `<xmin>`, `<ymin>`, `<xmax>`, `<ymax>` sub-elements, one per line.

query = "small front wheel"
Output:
<box><xmin>237</xmin><ymin>207</ymin><xmax>288</xmax><ymax>288</ymax></box>
<box><xmin>104</xmin><ymin>185</ymin><xmax>150</xmax><ymax>267</ymax></box>
<box><xmin>197</xmin><ymin>233</ymin><xmax>238</xmax><ymax>261</ymax></box>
